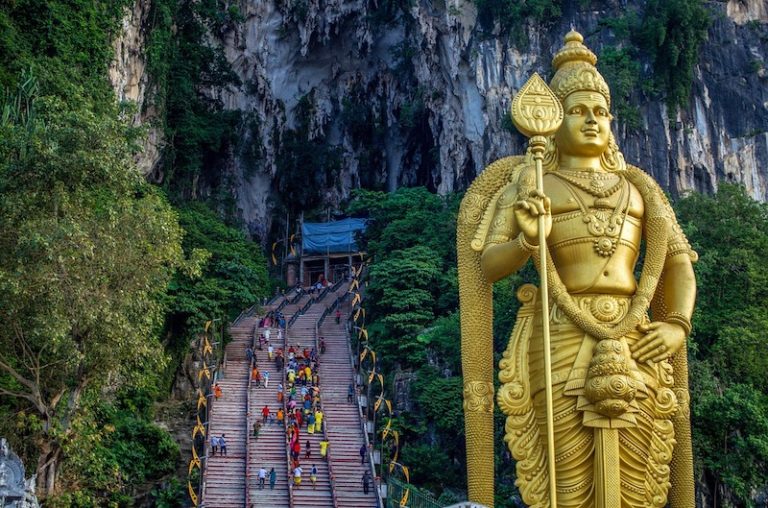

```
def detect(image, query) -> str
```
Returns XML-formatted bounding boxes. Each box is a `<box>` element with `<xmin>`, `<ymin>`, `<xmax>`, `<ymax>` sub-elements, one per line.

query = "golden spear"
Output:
<box><xmin>510</xmin><ymin>73</ymin><xmax>564</xmax><ymax>507</ymax></box>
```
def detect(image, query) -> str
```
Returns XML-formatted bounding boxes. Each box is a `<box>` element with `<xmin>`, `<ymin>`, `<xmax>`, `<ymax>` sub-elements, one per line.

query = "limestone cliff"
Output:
<box><xmin>113</xmin><ymin>0</ymin><xmax>768</xmax><ymax>238</ymax></box>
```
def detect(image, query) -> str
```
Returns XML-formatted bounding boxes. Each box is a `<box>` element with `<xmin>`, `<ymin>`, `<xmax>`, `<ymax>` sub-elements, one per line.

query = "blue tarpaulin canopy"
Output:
<box><xmin>301</xmin><ymin>218</ymin><xmax>366</xmax><ymax>255</ymax></box>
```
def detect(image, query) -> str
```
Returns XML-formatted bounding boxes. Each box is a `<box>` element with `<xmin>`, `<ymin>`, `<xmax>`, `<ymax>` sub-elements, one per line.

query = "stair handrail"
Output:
<box><xmin>245</xmin><ymin>323</ymin><xmax>256</xmax><ymax>506</ymax></box>
<box><xmin>343</xmin><ymin>278</ymin><xmax>383</xmax><ymax>508</ymax></box>
<box><xmin>314</xmin><ymin>318</ymin><xmax>340</xmax><ymax>508</ymax></box>
<box><xmin>316</xmin><ymin>285</ymin><xmax>332</xmax><ymax>302</ymax></box>
<box><xmin>287</xmin><ymin>295</ymin><xmax>315</xmax><ymax>328</ymax></box>
<box><xmin>197</xmin><ymin>321</ymin><xmax>224</xmax><ymax>508</ymax></box>
<box><xmin>282</xmin><ymin>319</ymin><xmax>295</xmax><ymax>508</ymax></box>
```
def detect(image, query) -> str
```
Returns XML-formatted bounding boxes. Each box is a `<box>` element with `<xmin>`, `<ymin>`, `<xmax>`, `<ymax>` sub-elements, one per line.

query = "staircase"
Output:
<box><xmin>247</xmin><ymin>322</ymin><xmax>290</xmax><ymax>507</ymax></box>
<box><xmin>286</xmin><ymin>303</ymin><xmax>334</xmax><ymax>508</ymax></box>
<box><xmin>318</xmin><ymin>299</ymin><xmax>378</xmax><ymax>507</ymax></box>
<box><xmin>203</xmin><ymin>316</ymin><xmax>254</xmax><ymax>507</ymax></box>
<box><xmin>202</xmin><ymin>285</ymin><xmax>378</xmax><ymax>508</ymax></box>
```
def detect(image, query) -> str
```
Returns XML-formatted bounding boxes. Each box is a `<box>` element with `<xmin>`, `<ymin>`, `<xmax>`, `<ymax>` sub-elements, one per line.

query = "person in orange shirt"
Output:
<box><xmin>213</xmin><ymin>384</ymin><xmax>222</xmax><ymax>399</ymax></box>
<box><xmin>277</xmin><ymin>408</ymin><xmax>285</xmax><ymax>425</ymax></box>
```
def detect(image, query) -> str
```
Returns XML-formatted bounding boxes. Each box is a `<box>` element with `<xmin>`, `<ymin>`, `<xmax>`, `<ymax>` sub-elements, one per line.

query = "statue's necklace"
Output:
<box><xmin>530</xmin><ymin>166</ymin><xmax>671</xmax><ymax>342</ymax></box>
<box><xmin>553</xmin><ymin>169</ymin><xmax>623</xmax><ymax>198</ymax></box>
<box><xmin>553</xmin><ymin>173</ymin><xmax>630</xmax><ymax>257</ymax></box>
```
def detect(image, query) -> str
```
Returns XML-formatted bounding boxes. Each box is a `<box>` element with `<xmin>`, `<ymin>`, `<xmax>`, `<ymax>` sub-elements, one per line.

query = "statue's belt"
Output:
<box><xmin>527</xmin><ymin>294</ymin><xmax>666</xmax><ymax>428</ymax></box>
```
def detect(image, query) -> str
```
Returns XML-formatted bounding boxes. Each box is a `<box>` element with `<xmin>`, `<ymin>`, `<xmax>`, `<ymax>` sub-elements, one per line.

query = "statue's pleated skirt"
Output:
<box><xmin>526</xmin><ymin>314</ymin><xmax>674</xmax><ymax>508</ymax></box>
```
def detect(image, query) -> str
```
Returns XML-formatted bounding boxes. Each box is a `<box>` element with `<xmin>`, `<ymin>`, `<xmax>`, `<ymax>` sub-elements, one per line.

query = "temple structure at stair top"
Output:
<box><xmin>287</xmin><ymin>218</ymin><xmax>366</xmax><ymax>287</ymax></box>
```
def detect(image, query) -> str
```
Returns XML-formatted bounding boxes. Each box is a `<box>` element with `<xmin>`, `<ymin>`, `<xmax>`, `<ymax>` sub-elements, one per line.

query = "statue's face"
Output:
<box><xmin>555</xmin><ymin>91</ymin><xmax>612</xmax><ymax>158</ymax></box>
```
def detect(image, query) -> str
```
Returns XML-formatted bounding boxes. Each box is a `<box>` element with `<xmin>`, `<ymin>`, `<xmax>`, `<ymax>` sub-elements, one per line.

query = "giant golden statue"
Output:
<box><xmin>458</xmin><ymin>31</ymin><xmax>697</xmax><ymax>508</ymax></box>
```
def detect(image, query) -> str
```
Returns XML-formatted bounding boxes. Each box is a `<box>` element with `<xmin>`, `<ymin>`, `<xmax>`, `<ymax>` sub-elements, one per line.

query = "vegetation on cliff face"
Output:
<box><xmin>146</xmin><ymin>0</ymin><xmax>244</xmax><ymax>202</ymax></box>
<box><xmin>0</xmin><ymin>1</ymin><xmax>270</xmax><ymax>504</ymax></box>
<box><xmin>474</xmin><ymin>0</ymin><xmax>710</xmax><ymax>114</ymax></box>
<box><xmin>349</xmin><ymin>184</ymin><xmax>768</xmax><ymax>506</ymax></box>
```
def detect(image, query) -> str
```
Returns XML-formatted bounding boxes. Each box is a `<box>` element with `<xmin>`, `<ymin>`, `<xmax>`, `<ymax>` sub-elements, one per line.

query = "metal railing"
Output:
<box><xmin>287</xmin><ymin>295</ymin><xmax>314</xmax><ymax>328</ymax></box>
<box><xmin>196</xmin><ymin>318</ymin><xmax>226</xmax><ymax>508</ymax></box>
<box><xmin>245</xmin><ymin>328</ymin><xmax>255</xmax><ymax>506</ymax></box>
<box><xmin>281</xmin><ymin>321</ymin><xmax>295</xmax><ymax>508</ymax></box>
<box><xmin>344</xmin><ymin>312</ymin><xmax>383</xmax><ymax>508</ymax></box>
<box><xmin>387</xmin><ymin>477</ymin><xmax>443</xmax><ymax>508</ymax></box>
<box><xmin>313</xmin><ymin>315</ymin><xmax>340</xmax><ymax>508</ymax></box>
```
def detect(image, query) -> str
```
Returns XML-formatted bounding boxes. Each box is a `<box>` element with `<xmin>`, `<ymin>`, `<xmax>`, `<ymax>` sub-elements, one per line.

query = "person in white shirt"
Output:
<box><xmin>259</xmin><ymin>467</ymin><xmax>267</xmax><ymax>489</ymax></box>
<box><xmin>293</xmin><ymin>466</ymin><xmax>303</xmax><ymax>488</ymax></box>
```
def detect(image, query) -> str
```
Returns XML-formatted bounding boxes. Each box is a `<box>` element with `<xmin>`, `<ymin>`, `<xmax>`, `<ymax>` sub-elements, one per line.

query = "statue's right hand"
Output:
<box><xmin>513</xmin><ymin>190</ymin><xmax>552</xmax><ymax>245</ymax></box>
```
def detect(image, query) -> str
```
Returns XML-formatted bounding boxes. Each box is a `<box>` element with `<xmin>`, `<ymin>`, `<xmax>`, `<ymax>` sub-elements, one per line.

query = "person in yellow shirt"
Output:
<box><xmin>314</xmin><ymin>408</ymin><xmax>324</xmax><ymax>431</ymax></box>
<box><xmin>319</xmin><ymin>439</ymin><xmax>329</xmax><ymax>461</ymax></box>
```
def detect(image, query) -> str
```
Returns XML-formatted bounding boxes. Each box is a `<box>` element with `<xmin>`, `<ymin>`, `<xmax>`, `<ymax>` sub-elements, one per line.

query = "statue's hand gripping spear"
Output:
<box><xmin>510</xmin><ymin>73</ymin><xmax>564</xmax><ymax>508</ymax></box>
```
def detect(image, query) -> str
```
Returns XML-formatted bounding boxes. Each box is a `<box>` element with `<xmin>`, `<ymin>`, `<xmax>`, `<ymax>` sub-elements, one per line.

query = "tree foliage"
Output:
<box><xmin>147</xmin><ymin>0</ymin><xmax>243</xmax><ymax>200</ymax></box>
<box><xmin>0</xmin><ymin>78</ymin><xmax>183</xmax><ymax>499</ymax></box>
<box><xmin>676</xmin><ymin>184</ymin><xmax>768</xmax><ymax>502</ymax></box>
<box><xmin>165</xmin><ymin>202</ymin><xmax>271</xmax><ymax>353</ymax></box>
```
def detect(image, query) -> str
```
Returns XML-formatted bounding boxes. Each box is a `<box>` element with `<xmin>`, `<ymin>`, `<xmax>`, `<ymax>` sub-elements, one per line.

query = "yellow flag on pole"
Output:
<box><xmin>188</xmin><ymin>446</ymin><xmax>201</xmax><ymax>475</ymax></box>
<box><xmin>400</xmin><ymin>488</ymin><xmax>410</xmax><ymax>507</ymax></box>
<box><xmin>203</xmin><ymin>336</ymin><xmax>213</xmax><ymax>356</ymax></box>
<box><xmin>192</xmin><ymin>414</ymin><xmax>205</xmax><ymax>439</ymax></box>
<box><xmin>382</xmin><ymin>418</ymin><xmax>392</xmax><ymax>440</ymax></box>
<box><xmin>188</xmin><ymin>481</ymin><xmax>199</xmax><ymax>506</ymax></box>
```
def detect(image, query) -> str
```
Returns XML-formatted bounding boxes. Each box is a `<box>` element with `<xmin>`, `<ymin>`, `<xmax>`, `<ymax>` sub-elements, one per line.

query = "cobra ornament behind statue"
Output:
<box><xmin>457</xmin><ymin>31</ymin><xmax>697</xmax><ymax>508</ymax></box>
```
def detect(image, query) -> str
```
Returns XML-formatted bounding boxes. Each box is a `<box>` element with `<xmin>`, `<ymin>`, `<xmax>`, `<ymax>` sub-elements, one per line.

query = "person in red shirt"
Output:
<box><xmin>261</xmin><ymin>404</ymin><xmax>270</xmax><ymax>423</ymax></box>
<box><xmin>295</xmin><ymin>409</ymin><xmax>303</xmax><ymax>428</ymax></box>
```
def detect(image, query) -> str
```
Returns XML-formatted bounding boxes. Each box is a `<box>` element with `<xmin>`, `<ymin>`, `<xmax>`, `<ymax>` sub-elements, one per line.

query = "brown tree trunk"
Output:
<box><xmin>36</xmin><ymin>439</ymin><xmax>61</xmax><ymax>497</ymax></box>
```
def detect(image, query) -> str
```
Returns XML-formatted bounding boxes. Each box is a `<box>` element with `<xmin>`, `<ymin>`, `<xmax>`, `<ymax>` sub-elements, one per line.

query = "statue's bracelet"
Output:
<box><xmin>665</xmin><ymin>312</ymin><xmax>692</xmax><ymax>336</ymax></box>
<box><xmin>517</xmin><ymin>233</ymin><xmax>537</xmax><ymax>252</ymax></box>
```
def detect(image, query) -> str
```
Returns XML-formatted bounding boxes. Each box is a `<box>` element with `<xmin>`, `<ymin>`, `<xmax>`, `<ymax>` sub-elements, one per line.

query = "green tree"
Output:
<box><xmin>676</xmin><ymin>184</ymin><xmax>768</xmax><ymax>503</ymax></box>
<box><xmin>0</xmin><ymin>83</ymin><xmax>183</xmax><ymax>496</ymax></box>
<box><xmin>165</xmin><ymin>202</ymin><xmax>271</xmax><ymax>364</ymax></box>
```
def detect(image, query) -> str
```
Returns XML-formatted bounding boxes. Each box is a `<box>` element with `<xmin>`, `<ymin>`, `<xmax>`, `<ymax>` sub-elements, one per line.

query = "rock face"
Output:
<box><xmin>109</xmin><ymin>0</ymin><xmax>162</xmax><ymax>176</ymax></box>
<box><xmin>113</xmin><ymin>0</ymin><xmax>768</xmax><ymax>238</ymax></box>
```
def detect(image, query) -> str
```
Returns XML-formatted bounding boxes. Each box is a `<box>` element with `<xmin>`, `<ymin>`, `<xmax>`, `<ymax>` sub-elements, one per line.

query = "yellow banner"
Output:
<box><xmin>385</xmin><ymin>399</ymin><xmax>392</xmax><ymax>415</ymax></box>
<box><xmin>192</xmin><ymin>414</ymin><xmax>205</xmax><ymax>439</ymax></box>
<box><xmin>188</xmin><ymin>446</ymin><xmax>201</xmax><ymax>475</ymax></box>
<box><xmin>400</xmin><ymin>488</ymin><xmax>410</xmax><ymax>507</ymax></box>
<box><xmin>188</xmin><ymin>481</ymin><xmax>198</xmax><ymax>506</ymax></box>
<box><xmin>368</xmin><ymin>370</ymin><xmax>375</xmax><ymax>384</ymax></box>
<box><xmin>360</xmin><ymin>348</ymin><xmax>368</xmax><ymax>363</ymax></box>
<box><xmin>354</xmin><ymin>307</ymin><xmax>361</xmax><ymax>322</ymax></box>
<box><xmin>203</xmin><ymin>336</ymin><xmax>213</xmax><ymax>356</ymax></box>
<box><xmin>351</xmin><ymin>292</ymin><xmax>361</xmax><ymax>306</ymax></box>
<box><xmin>382</xmin><ymin>418</ymin><xmax>392</xmax><ymax>441</ymax></box>
<box><xmin>374</xmin><ymin>397</ymin><xmax>382</xmax><ymax>412</ymax></box>
<box><xmin>350</xmin><ymin>278</ymin><xmax>359</xmax><ymax>290</ymax></box>
<box><xmin>205</xmin><ymin>320</ymin><xmax>212</xmax><ymax>332</ymax></box>
<box><xmin>197</xmin><ymin>390</ymin><xmax>207</xmax><ymax>410</ymax></box>
<box><xmin>402</xmin><ymin>465</ymin><xmax>410</xmax><ymax>483</ymax></box>
<box><xmin>198</xmin><ymin>362</ymin><xmax>210</xmax><ymax>381</ymax></box>
<box><xmin>358</xmin><ymin>327</ymin><xmax>368</xmax><ymax>341</ymax></box>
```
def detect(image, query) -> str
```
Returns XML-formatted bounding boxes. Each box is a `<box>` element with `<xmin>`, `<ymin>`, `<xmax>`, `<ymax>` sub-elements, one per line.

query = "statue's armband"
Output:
<box><xmin>485</xmin><ymin>185</ymin><xmax>520</xmax><ymax>247</ymax></box>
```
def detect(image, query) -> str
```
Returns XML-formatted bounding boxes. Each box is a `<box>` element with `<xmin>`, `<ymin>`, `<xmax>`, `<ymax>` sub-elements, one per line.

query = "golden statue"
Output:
<box><xmin>457</xmin><ymin>31</ymin><xmax>697</xmax><ymax>508</ymax></box>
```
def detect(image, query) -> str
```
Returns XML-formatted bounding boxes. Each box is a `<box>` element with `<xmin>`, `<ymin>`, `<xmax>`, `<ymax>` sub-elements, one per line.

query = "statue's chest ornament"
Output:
<box><xmin>552</xmin><ymin>170</ymin><xmax>630</xmax><ymax>257</ymax></box>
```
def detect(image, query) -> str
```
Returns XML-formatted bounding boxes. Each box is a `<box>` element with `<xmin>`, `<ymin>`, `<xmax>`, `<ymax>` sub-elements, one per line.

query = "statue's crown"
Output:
<box><xmin>549</xmin><ymin>30</ymin><xmax>611</xmax><ymax>108</ymax></box>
